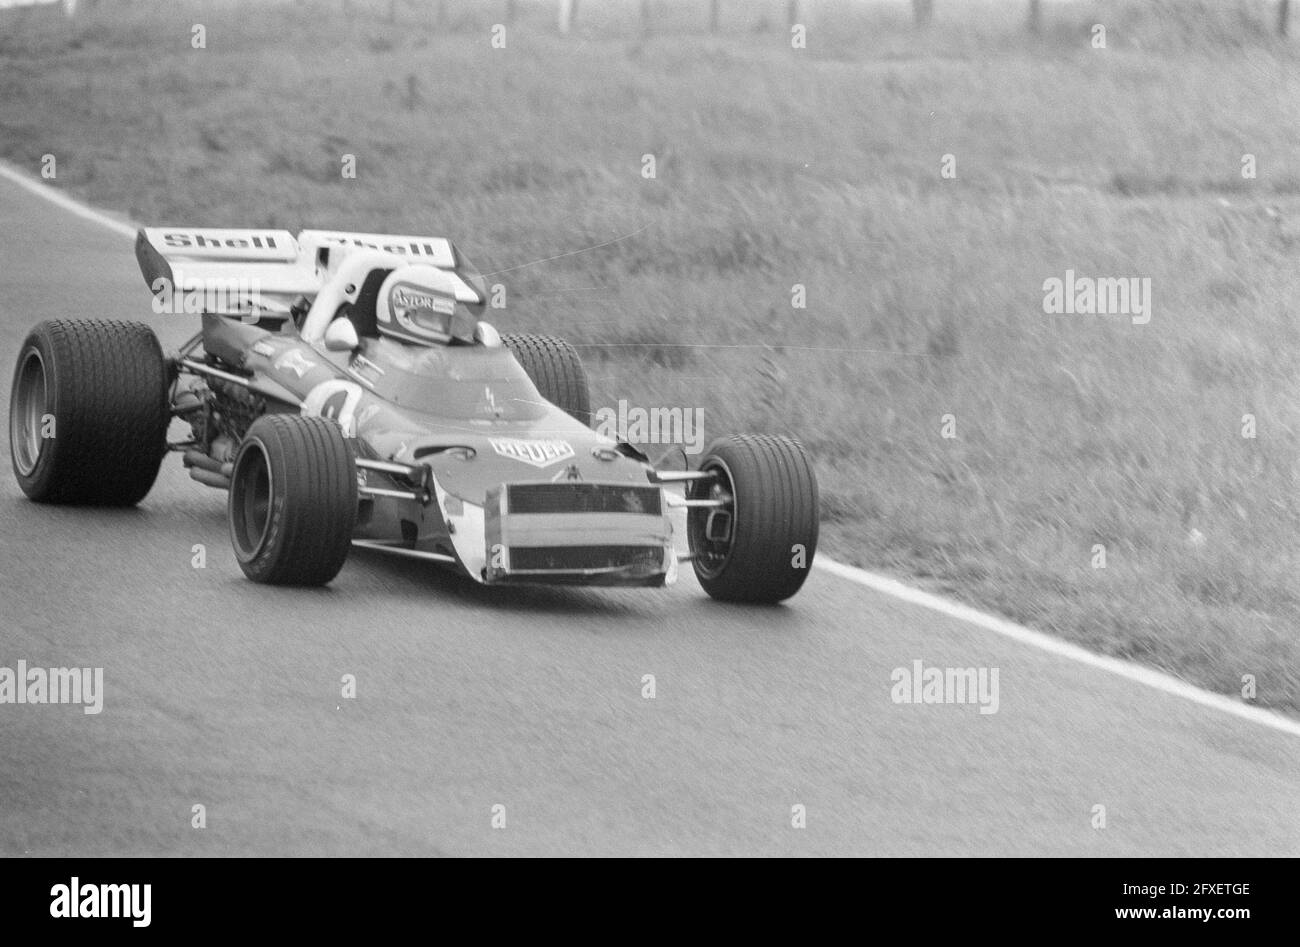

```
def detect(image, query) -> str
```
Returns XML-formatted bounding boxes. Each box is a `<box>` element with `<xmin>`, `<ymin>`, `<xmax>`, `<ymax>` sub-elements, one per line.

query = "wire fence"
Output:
<box><xmin>395</xmin><ymin>1</ymin><xmax>1299</xmax><ymax>36</ymax></box>
<box><xmin>2</xmin><ymin>0</ymin><xmax>1294</xmax><ymax>38</ymax></box>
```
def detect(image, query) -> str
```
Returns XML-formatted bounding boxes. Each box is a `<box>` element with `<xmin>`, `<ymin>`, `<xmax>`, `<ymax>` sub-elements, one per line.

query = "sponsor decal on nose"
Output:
<box><xmin>490</xmin><ymin>438</ymin><xmax>576</xmax><ymax>468</ymax></box>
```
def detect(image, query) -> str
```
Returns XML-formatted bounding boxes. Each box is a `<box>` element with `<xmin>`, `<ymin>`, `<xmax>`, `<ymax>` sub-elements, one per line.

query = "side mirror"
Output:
<box><xmin>323</xmin><ymin>318</ymin><xmax>360</xmax><ymax>352</ymax></box>
<box><xmin>474</xmin><ymin>321</ymin><xmax>502</xmax><ymax>347</ymax></box>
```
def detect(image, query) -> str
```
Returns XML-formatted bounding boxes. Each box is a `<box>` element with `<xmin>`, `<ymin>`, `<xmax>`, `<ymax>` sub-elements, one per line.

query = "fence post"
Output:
<box><xmin>506</xmin><ymin>0</ymin><xmax>516</xmax><ymax>24</ymax></box>
<box><xmin>710</xmin><ymin>0</ymin><xmax>720</xmax><ymax>34</ymax></box>
<box><xmin>641</xmin><ymin>0</ymin><xmax>652</xmax><ymax>36</ymax></box>
<box><xmin>912</xmin><ymin>0</ymin><xmax>933</xmax><ymax>28</ymax></box>
<box><xmin>787</xmin><ymin>0</ymin><xmax>799</xmax><ymax>29</ymax></box>
<box><xmin>1282</xmin><ymin>0</ymin><xmax>1291</xmax><ymax>37</ymax></box>
<box><xmin>1027</xmin><ymin>0</ymin><xmax>1041</xmax><ymax>35</ymax></box>
<box><xmin>558</xmin><ymin>0</ymin><xmax>574</xmax><ymax>34</ymax></box>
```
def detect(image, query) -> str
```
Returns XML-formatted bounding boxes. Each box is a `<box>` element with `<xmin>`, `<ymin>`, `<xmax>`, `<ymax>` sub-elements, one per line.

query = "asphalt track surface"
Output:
<box><xmin>1</xmin><ymin>173</ymin><xmax>1297</xmax><ymax>857</ymax></box>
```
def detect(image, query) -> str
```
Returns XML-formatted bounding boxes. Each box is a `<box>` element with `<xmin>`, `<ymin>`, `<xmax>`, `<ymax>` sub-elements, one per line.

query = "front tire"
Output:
<box><xmin>228</xmin><ymin>414</ymin><xmax>358</xmax><ymax>586</ymax></box>
<box><xmin>501</xmin><ymin>333</ymin><xmax>591</xmax><ymax>425</ymax></box>
<box><xmin>9</xmin><ymin>319</ymin><xmax>169</xmax><ymax>505</ymax></box>
<box><xmin>686</xmin><ymin>434</ymin><xmax>819</xmax><ymax>603</ymax></box>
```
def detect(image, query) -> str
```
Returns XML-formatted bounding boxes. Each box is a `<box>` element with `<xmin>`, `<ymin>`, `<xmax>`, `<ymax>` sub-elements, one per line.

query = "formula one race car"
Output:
<box><xmin>7</xmin><ymin>227</ymin><xmax>818</xmax><ymax>602</ymax></box>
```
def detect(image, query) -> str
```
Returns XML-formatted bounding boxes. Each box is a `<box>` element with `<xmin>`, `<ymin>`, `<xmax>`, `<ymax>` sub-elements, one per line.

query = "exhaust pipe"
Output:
<box><xmin>188</xmin><ymin>467</ymin><xmax>230</xmax><ymax>490</ymax></box>
<box><xmin>183</xmin><ymin>449</ymin><xmax>233</xmax><ymax>489</ymax></box>
<box><xmin>183</xmin><ymin>448</ymin><xmax>227</xmax><ymax>474</ymax></box>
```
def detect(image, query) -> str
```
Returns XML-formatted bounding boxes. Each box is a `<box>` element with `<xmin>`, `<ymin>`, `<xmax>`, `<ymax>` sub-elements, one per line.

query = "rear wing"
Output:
<box><xmin>135</xmin><ymin>227</ymin><xmax>486</xmax><ymax>316</ymax></box>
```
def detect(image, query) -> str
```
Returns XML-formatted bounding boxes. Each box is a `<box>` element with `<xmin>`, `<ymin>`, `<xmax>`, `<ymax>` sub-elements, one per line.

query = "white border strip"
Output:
<box><xmin>3</xmin><ymin>162</ymin><xmax>1297</xmax><ymax>739</ymax></box>
<box><xmin>819</xmin><ymin>556</ymin><xmax>1300</xmax><ymax>738</ymax></box>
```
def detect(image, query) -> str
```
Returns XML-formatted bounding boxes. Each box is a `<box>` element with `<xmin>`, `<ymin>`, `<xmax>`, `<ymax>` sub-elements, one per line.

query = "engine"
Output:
<box><xmin>206</xmin><ymin>376</ymin><xmax>265</xmax><ymax>450</ymax></box>
<box><xmin>178</xmin><ymin>375</ymin><xmax>267</xmax><ymax>487</ymax></box>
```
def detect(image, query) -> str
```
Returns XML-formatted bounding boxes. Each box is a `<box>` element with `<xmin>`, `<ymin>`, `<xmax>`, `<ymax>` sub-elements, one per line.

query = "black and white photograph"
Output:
<box><xmin>0</xmin><ymin>0</ymin><xmax>1293</xmax><ymax>911</ymax></box>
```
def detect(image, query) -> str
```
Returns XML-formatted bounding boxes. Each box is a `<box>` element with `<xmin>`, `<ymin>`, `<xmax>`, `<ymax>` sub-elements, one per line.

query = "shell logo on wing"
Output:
<box><xmin>490</xmin><ymin>438</ymin><xmax>576</xmax><ymax>468</ymax></box>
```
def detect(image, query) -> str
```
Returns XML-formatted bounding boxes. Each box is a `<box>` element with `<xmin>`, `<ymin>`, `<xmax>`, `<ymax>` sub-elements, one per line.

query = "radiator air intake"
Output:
<box><xmin>484</xmin><ymin>481</ymin><xmax>672</xmax><ymax>586</ymax></box>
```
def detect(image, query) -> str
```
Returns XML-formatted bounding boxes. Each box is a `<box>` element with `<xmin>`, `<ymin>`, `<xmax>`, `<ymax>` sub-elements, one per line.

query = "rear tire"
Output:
<box><xmin>9</xmin><ymin>319</ymin><xmax>169</xmax><ymax>505</ymax></box>
<box><xmin>228</xmin><ymin>414</ymin><xmax>358</xmax><ymax>586</ymax></box>
<box><xmin>501</xmin><ymin>333</ymin><xmax>591</xmax><ymax>425</ymax></box>
<box><xmin>686</xmin><ymin>434</ymin><xmax>819</xmax><ymax>604</ymax></box>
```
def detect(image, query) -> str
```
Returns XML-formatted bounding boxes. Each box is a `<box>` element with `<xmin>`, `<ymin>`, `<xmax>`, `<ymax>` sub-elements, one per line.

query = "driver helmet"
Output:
<box><xmin>375</xmin><ymin>264</ymin><xmax>476</xmax><ymax>346</ymax></box>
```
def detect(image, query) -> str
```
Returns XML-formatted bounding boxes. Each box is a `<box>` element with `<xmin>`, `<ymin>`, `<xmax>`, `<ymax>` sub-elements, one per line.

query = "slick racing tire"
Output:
<box><xmin>686</xmin><ymin>434</ymin><xmax>819</xmax><ymax>604</ymax></box>
<box><xmin>228</xmin><ymin>414</ymin><xmax>358</xmax><ymax>586</ymax></box>
<box><xmin>9</xmin><ymin>319</ymin><xmax>169</xmax><ymax>506</ymax></box>
<box><xmin>501</xmin><ymin>333</ymin><xmax>591</xmax><ymax>426</ymax></box>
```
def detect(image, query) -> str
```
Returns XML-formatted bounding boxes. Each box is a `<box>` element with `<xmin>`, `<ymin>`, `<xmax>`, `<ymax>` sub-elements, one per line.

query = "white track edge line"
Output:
<box><xmin>818</xmin><ymin>557</ymin><xmax>1300</xmax><ymax>738</ymax></box>
<box><xmin>5</xmin><ymin>161</ymin><xmax>1297</xmax><ymax>739</ymax></box>
<box><xmin>0</xmin><ymin>162</ymin><xmax>136</xmax><ymax>239</ymax></box>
